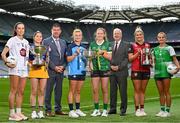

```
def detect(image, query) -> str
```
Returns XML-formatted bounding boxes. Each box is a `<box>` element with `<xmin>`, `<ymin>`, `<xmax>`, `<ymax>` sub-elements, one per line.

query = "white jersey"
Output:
<box><xmin>6</xmin><ymin>36</ymin><xmax>29</xmax><ymax>77</ymax></box>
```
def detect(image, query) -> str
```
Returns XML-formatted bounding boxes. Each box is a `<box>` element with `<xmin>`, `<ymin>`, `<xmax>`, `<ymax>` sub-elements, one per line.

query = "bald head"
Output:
<box><xmin>113</xmin><ymin>28</ymin><xmax>122</xmax><ymax>41</ymax></box>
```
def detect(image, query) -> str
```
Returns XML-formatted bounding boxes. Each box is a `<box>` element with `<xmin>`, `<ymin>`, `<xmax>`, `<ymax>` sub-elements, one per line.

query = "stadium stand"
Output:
<box><xmin>1</xmin><ymin>13</ymin><xmax>180</xmax><ymax>42</ymax></box>
<box><xmin>0</xmin><ymin>0</ymin><xmax>180</xmax><ymax>76</ymax></box>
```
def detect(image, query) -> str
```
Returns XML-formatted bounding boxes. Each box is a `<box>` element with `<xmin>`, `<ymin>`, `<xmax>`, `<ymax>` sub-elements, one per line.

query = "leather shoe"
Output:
<box><xmin>108</xmin><ymin>110</ymin><xmax>117</xmax><ymax>114</ymax></box>
<box><xmin>55</xmin><ymin>111</ymin><xmax>68</xmax><ymax>115</ymax></box>
<box><xmin>120</xmin><ymin>112</ymin><xmax>126</xmax><ymax>116</ymax></box>
<box><xmin>45</xmin><ymin>111</ymin><xmax>55</xmax><ymax>117</ymax></box>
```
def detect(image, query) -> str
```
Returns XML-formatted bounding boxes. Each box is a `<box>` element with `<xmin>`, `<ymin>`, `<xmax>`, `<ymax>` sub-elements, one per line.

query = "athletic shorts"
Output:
<box><xmin>155</xmin><ymin>77</ymin><xmax>171</xmax><ymax>81</ymax></box>
<box><xmin>9</xmin><ymin>69</ymin><xmax>28</xmax><ymax>78</ymax></box>
<box><xmin>131</xmin><ymin>71</ymin><xmax>150</xmax><ymax>80</ymax></box>
<box><xmin>68</xmin><ymin>75</ymin><xmax>86</xmax><ymax>81</ymax></box>
<box><xmin>91</xmin><ymin>70</ymin><xmax>110</xmax><ymax>77</ymax></box>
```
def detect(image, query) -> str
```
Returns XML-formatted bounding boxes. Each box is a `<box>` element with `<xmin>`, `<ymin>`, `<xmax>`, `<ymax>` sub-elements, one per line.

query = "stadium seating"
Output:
<box><xmin>1</xmin><ymin>13</ymin><xmax>180</xmax><ymax>43</ymax></box>
<box><xmin>0</xmin><ymin>13</ymin><xmax>180</xmax><ymax>77</ymax></box>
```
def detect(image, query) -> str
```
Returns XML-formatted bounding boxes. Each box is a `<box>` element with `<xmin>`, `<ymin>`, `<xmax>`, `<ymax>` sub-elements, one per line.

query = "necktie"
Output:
<box><xmin>114</xmin><ymin>41</ymin><xmax>118</xmax><ymax>54</ymax></box>
<box><xmin>55</xmin><ymin>39</ymin><xmax>61</xmax><ymax>59</ymax></box>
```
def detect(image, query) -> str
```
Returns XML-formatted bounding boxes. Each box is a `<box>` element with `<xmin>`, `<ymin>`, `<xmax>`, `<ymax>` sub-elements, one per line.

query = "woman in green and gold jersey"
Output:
<box><xmin>89</xmin><ymin>28</ymin><xmax>111</xmax><ymax>117</ymax></box>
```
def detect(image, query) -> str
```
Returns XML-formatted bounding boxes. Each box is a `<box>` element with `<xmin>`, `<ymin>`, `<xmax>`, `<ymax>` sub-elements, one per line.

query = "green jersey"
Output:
<box><xmin>153</xmin><ymin>45</ymin><xmax>175</xmax><ymax>78</ymax></box>
<box><xmin>90</xmin><ymin>41</ymin><xmax>111</xmax><ymax>71</ymax></box>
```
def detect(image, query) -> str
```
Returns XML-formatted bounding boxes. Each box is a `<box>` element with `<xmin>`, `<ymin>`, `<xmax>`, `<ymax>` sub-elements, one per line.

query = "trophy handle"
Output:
<box><xmin>29</xmin><ymin>46</ymin><xmax>36</xmax><ymax>55</ymax></box>
<box><xmin>89</xmin><ymin>60</ymin><xmax>93</xmax><ymax>71</ymax></box>
<box><xmin>150</xmin><ymin>48</ymin><xmax>155</xmax><ymax>67</ymax></box>
<box><xmin>44</xmin><ymin>46</ymin><xmax>50</xmax><ymax>71</ymax></box>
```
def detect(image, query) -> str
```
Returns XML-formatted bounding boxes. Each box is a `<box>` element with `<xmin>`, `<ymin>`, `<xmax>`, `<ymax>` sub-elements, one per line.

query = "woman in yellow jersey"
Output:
<box><xmin>29</xmin><ymin>31</ymin><xmax>49</xmax><ymax>119</ymax></box>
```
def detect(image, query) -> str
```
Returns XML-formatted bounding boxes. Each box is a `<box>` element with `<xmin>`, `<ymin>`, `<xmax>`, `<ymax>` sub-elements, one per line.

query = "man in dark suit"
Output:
<box><xmin>43</xmin><ymin>23</ymin><xmax>67</xmax><ymax>116</ymax></box>
<box><xmin>109</xmin><ymin>28</ymin><xmax>129</xmax><ymax>116</ymax></box>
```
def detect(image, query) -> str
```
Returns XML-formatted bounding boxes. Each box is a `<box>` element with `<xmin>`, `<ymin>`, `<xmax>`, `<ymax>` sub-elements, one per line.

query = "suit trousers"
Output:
<box><xmin>45</xmin><ymin>73</ymin><xmax>64</xmax><ymax>112</ymax></box>
<box><xmin>110</xmin><ymin>73</ymin><xmax>127</xmax><ymax>113</ymax></box>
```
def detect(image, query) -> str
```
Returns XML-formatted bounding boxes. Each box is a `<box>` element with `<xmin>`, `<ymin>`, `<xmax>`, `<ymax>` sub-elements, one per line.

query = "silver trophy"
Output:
<box><xmin>82</xmin><ymin>50</ymin><xmax>96</xmax><ymax>59</ymax></box>
<box><xmin>141</xmin><ymin>48</ymin><xmax>151</xmax><ymax>66</ymax></box>
<box><xmin>30</xmin><ymin>45</ymin><xmax>48</xmax><ymax>66</ymax></box>
<box><xmin>82</xmin><ymin>50</ymin><xmax>96</xmax><ymax>72</ymax></box>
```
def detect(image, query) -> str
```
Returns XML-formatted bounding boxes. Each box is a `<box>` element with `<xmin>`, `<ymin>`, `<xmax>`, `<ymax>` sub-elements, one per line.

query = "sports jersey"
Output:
<box><xmin>66</xmin><ymin>42</ymin><xmax>87</xmax><ymax>75</ymax></box>
<box><xmin>6</xmin><ymin>36</ymin><xmax>29</xmax><ymax>77</ymax></box>
<box><xmin>90</xmin><ymin>40</ymin><xmax>111</xmax><ymax>71</ymax></box>
<box><xmin>29</xmin><ymin>66</ymin><xmax>49</xmax><ymax>78</ymax></box>
<box><xmin>128</xmin><ymin>42</ymin><xmax>150</xmax><ymax>72</ymax></box>
<box><xmin>29</xmin><ymin>44</ymin><xmax>49</xmax><ymax>79</ymax></box>
<box><xmin>153</xmin><ymin>45</ymin><xmax>175</xmax><ymax>78</ymax></box>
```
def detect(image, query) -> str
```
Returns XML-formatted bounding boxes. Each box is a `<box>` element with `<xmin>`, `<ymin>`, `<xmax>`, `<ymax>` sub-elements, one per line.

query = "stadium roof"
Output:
<box><xmin>0</xmin><ymin>0</ymin><xmax>180</xmax><ymax>23</ymax></box>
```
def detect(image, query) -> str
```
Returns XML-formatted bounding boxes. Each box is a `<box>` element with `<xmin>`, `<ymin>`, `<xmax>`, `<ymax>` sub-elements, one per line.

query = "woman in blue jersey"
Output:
<box><xmin>66</xmin><ymin>29</ymin><xmax>87</xmax><ymax>118</ymax></box>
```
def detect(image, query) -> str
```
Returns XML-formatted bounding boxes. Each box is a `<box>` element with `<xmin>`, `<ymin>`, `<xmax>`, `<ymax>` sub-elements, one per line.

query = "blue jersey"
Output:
<box><xmin>66</xmin><ymin>42</ymin><xmax>87</xmax><ymax>75</ymax></box>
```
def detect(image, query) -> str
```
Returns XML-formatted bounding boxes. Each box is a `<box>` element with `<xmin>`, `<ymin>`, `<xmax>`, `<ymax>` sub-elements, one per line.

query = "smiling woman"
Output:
<box><xmin>1</xmin><ymin>22</ymin><xmax>29</xmax><ymax>121</ymax></box>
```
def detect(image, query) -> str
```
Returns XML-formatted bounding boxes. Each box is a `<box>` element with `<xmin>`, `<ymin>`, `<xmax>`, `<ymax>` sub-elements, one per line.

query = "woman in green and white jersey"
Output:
<box><xmin>153</xmin><ymin>32</ymin><xmax>180</xmax><ymax>117</ymax></box>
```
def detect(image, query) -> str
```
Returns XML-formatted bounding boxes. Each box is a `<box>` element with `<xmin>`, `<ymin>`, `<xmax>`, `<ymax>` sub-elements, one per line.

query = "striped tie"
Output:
<box><xmin>55</xmin><ymin>40</ymin><xmax>61</xmax><ymax>59</ymax></box>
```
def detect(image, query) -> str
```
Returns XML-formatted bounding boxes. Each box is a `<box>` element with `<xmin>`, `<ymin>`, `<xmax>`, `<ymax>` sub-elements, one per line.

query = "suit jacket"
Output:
<box><xmin>110</xmin><ymin>41</ymin><xmax>129</xmax><ymax>77</ymax></box>
<box><xmin>43</xmin><ymin>36</ymin><xmax>67</xmax><ymax>77</ymax></box>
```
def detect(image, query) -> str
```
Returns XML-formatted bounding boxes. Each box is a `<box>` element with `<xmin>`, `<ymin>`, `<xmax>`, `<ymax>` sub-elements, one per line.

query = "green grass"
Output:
<box><xmin>0</xmin><ymin>77</ymin><xmax>180</xmax><ymax>122</ymax></box>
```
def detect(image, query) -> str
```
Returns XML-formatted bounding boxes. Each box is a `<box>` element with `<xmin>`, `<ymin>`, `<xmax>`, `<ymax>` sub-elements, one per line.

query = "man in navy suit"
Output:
<box><xmin>43</xmin><ymin>23</ymin><xmax>67</xmax><ymax>116</ymax></box>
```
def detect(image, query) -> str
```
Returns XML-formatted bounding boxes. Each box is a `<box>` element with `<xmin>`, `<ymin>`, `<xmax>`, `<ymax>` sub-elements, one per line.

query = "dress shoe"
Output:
<box><xmin>120</xmin><ymin>112</ymin><xmax>126</xmax><ymax>116</ymax></box>
<box><xmin>108</xmin><ymin>110</ymin><xmax>117</xmax><ymax>114</ymax></box>
<box><xmin>55</xmin><ymin>111</ymin><xmax>68</xmax><ymax>115</ymax></box>
<box><xmin>45</xmin><ymin>111</ymin><xmax>55</xmax><ymax>117</ymax></box>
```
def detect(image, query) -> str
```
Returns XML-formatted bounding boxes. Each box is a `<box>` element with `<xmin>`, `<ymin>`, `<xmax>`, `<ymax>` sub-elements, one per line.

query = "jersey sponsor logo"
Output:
<box><xmin>134</xmin><ymin>72</ymin><xmax>138</xmax><ymax>77</ymax></box>
<box><xmin>20</xmin><ymin>48</ymin><xmax>26</xmax><ymax>57</ymax></box>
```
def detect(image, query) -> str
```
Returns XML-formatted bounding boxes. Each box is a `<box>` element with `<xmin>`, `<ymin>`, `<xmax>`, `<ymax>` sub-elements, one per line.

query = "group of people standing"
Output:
<box><xmin>1</xmin><ymin>22</ymin><xmax>180</xmax><ymax>121</ymax></box>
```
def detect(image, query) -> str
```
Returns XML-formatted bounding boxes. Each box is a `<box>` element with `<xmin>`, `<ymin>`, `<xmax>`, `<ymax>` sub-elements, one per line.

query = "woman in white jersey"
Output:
<box><xmin>1</xmin><ymin>22</ymin><xmax>29</xmax><ymax>121</ymax></box>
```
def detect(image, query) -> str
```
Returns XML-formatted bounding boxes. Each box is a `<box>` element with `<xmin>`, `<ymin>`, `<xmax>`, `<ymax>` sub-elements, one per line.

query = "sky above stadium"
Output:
<box><xmin>71</xmin><ymin>0</ymin><xmax>180</xmax><ymax>9</ymax></box>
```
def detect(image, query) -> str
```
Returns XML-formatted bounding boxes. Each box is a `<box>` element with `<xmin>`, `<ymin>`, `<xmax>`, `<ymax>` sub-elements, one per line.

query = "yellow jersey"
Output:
<box><xmin>29</xmin><ymin>65</ymin><xmax>49</xmax><ymax>78</ymax></box>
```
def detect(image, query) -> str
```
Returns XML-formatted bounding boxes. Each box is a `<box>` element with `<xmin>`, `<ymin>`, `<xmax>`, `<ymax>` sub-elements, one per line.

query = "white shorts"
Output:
<box><xmin>9</xmin><ymin>68</ymin><xmax>28</xmax><ymax>78</ymax></box>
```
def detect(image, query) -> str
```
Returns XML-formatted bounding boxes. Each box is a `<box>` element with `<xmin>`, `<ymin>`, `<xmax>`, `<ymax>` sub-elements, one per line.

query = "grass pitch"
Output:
<box><xmin>0</xmin><ymin>77</ymin><xmax>180</xmax><ymax>122</ymax></box>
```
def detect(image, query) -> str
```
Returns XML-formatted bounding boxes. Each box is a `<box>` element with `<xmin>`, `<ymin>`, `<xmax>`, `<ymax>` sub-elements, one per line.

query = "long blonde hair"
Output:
<box><xmin>95</xmin><ymin>27</ymin><xmax>108</xmax><ymax>41</ymax></box>
<box><xmin>134</xmin><ymin>26</ymin><xmax>144</xmax><ymax>43</ymax></box>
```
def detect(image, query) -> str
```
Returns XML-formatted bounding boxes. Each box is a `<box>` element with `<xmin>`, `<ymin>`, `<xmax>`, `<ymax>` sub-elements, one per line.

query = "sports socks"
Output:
<box><xmin>69</xmin><ymin>103</ymin><xmax>73</xmax><ymax>111</ymax></box>
<box><xmin>10</xmin><ymin>109</ymin><xmax>15</xmax><ymax>115</ymax></box>
<box><xmin>103</xmin><ymin>103</ymin><xmax>108</xmax><ymax>110</ymax></box>
<box><xmin>94</xmin><ymin>103</ymin><xmax>99</xmax><ymax>110</ymax></box>
<box><xmin>166</xmin><ymin>106</ymin><xmax>170</xmax><ymax>113</ymax></box>
<box><xmin>16</xmin><ymin>108</ymin><xmax>21</xmax><ymax>113</ymax></box>
<box><xmin>76</xmin><ymin>103</ymin><xmax>80</xmax><ymax>110</ymax></box>
<box><xmin>160</xmin><ymin>105</ymin><xmax>165</xmax><ymax>111</ymax></box>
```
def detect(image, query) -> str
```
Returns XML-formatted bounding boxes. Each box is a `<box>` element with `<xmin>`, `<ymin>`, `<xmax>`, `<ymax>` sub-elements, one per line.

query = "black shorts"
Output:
<box><xmin>91</xmin><ymin>70</ymin><xmax>110</xmax><ymax>78</ymax></box>
<box><xmin>68</xmin><ymin>75</ymin><xmax>86</xmax><ymax>81</ymax></box>
<box><xmin>155</xmin><ymin>77</ymin><xmax>171</xmax><ymax>81</ymax></box>
<box><xmin>131</xmin><ymin>71</ymin><xmax>150</xmax><ymax>80</ymax></box>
